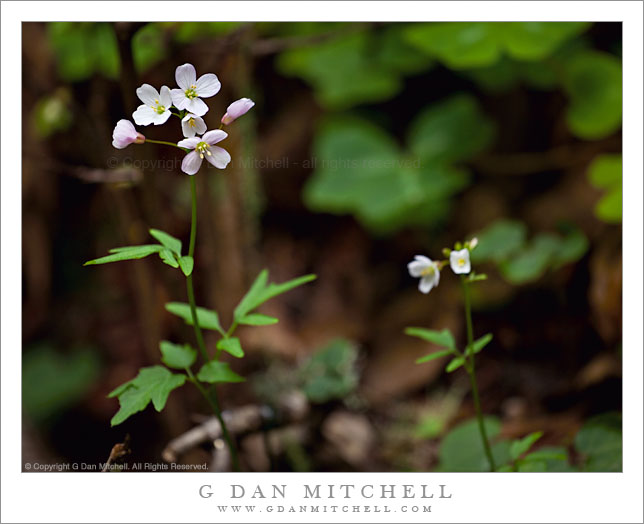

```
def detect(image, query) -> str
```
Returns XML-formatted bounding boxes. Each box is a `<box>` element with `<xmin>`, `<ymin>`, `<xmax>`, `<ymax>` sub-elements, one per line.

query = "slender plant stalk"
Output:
<box><xmin>185</xmin><ymin>175</ymin><xmax>240</xmax><ymax>472</ymax></box>
<box><xmin>461</xmin><ymin>275</ymin><xmax>496</xmax><ymax>472</ymax></box>
<box><xmin>144</xmin><ymin>138</ymin><xmax>184</xmax><ymax>149</ymax></box>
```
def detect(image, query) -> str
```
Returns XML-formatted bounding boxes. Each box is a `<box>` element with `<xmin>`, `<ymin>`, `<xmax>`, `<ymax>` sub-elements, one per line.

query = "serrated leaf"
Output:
<box><xmin>510</xmin><ymin>431</ymin><xmax>543</xmax><ymax>461</ymax></box>
<box><xmin>465</xmin><ymin>333</ymin><xmax>493</xmax><ymax>356</ymax></box>
<box><xmin>405</xmin><ymin>327</ymin><xmax>456</xmax><ymax>350</ymax></box>
<box><xmin>165</xmin><ymin>302</ymin><xmax>224</xmax><ymax>334</ymax></box>
<box><xmin>238</xmin><ymin>313</ymin><xmax>279</xmax><ymax>326</ymax></box>
<box><xmin>159</xmin><ymin>340</ymin><xmax>196</xmax><ymax>369</ymax></box>
<box><xmin>84</xmin><ymin>244</ymin><xmax>163</xmax><ymax>265</ymax></box>
<box><xmin>445</xmin><ymin>356</ymin><xmax>466</xmax><ymax>373</ymax></box>
<box><xmin>216</xmin><ymin>337</ymin><xmax>244</xmax><ymax>358</ymax></box>
<box><xmin>108</xmin><ymin>366</ymin><xmax>186</xmax><ymax>426</ymax></box>
<box><xmin>178</xmin><ymin>255</ymin><xmax>194</xmax><ymax>276</ymax></box>
<box><xmin>149</xmin><ymin>228</ymin><xmax>182</xmax><ymax>255</ymax></box>
<box><xmin>159</xmin><ymin>248</ymin><xmax>179</xmax><ymax>268</ymax></box>
<box><xmin>234</xmin><ymin>270</ymin><xmax>316</xmax><ymax>321</ymax></box>
<box><xmin>197</xmin><ymin>361</ymin><xmax>245</xmax><ymax>384</ymax></box>
<box><xmin>416</xmin><ymin>349</ymin><xmax>453</xmax><ymax>364</ymax></box>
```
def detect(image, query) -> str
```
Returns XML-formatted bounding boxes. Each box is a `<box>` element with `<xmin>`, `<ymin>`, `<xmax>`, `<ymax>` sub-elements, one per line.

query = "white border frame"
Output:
<box><xmin>2</xmin><ymin>2</ymin><xmax>642</xmax><ymax>523</ymax></box>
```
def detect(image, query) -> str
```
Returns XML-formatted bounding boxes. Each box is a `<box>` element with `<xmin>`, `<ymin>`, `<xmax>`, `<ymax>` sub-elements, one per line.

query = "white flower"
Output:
<box><xmin>181</xmin><ymin>113</ymin><xmax>207</xmax><ymax>138</ymax></box>
<box><xmin>171</xmin><ymin>63</ymin><xmax>220</xmax><ymax>117</ymax></box>
<box><xmin>408</xmin><ymin>255</ymin><xmax>440</xmax><ymax>294</ymax></box>
<box><xmin>177</xmin><ymin>130</ymin><xmax>231</xmax><ymax>175</ymax></box>
<box><xmin>221</xmin><ymin>98</ymin><xmax>255</xmax><ymax>125</ymax></box>
<box><xmin>132</xmin><ymin>84</ymin><xmax>173</xmax><ymax>126</ymax></box>
<box><xmin>450</xmin><ymin>249</ymin><xmax>471</xmax><ymax>274</ymax></box>
<box><xmin>112</xmin><ymin>119</ymin><xmax>145</xmax><ymax>149</ymax></box>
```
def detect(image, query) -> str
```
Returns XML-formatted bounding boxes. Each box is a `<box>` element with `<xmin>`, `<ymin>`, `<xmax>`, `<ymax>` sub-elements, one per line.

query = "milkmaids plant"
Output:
<box><xmin>87</xmin><ymin>63</ymin><xmax>315</xmax><ymax>471</ymax></box>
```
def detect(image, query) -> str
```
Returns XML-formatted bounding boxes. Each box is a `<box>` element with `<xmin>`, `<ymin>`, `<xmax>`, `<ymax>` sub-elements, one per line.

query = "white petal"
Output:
<box><xmin>414</xmin><ymin>255</ymin><xmax>432</xmax><ymax>265</ymax></box>
<box><xmin>204</xmin><ymin>146</ymin><xmax>231</xmax><ymax>169</ymax></box>
<box><xmin>449</xmin><ymin>249</ymin><xmax>471</xmax><ymax>274</ymax></box>
<box><xmin>181</xmin><ymin>114</ymin><xmax>207</xmax><ymax>138</ymax></box>
<box><xmin>152</xmin><ymin>110</ymin><xmax>172</xmax><ymax>125</ymax></box>
<box><xmin>136</xmin><ymin>84</ymin><xmax>160</xmax><ymax>105</ymax></box>
<box><xmin>202</xmin><ymin>129</ymin><xmax>227</xmax><ymax>145</ymax></box>
<box><xmin>177</xmin><ymin>137</ymin><xmax>200</xmax><ymax>149</ymax></box>
<box><xmin>419</xmin><ymin>276</ymin><xmax>435</xmax><ymax>294</ymax></box>
<box><xmin>193</xmin><ymin>115</ymin><xmax>207</xmax><ymax>135</ymax></box>
<box><xmin>183</xmin><ymin>97</ymin><xmax>209</xmax><ymax>117</ymax></box>
<box><xmin>195</xmin><ymin>73</ymin><xmax>220</xmax><ymax>98</ymax></box>
<box><xmin>171</xmin><ymin>89</ymin><xmax>188</xmax><ymax>109</ymax></box>
<box><xmin>159</xmin><ymin>86</ymin><xmax>172</xmax><ymax>107</ymax></box>
<box><xmin>132</xmin><ymin>105</ymin><xmax>156</xmax><ymax>126</ymax></box>
<box><xmin>175</xmin><ymin>63</ymin><xmax>196</xmax><ymax>90</ymax></box>
<box><xmin>408</xmin><ymin>260</ymin><xmax>429</xmax><ymax>277</ymax></box>
<box><xmin>181</xmin><ymin>150</ymin><xmax>203</xmax><ymax>175</ymax></box>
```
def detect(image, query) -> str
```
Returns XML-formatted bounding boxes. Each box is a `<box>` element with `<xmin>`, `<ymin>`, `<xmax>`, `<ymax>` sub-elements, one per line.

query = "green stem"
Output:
<box><xmin>461</xmin><ymin>275</ymin><xmax>496</xmax><ymax>472</ymax></box>
<box><xmin>145</xmin><ymin>138</ymin><xmax>184</xmax><ymax>149</ymax></box>
<box><xmin>184</xmin><ymin>174</ymin><xmax>240</xmax><ymax>471</ymax></box>
<box><xmin>186</xmin><ymin>369</ymin><xmax>240</xmax><ymax>472</ymax></box>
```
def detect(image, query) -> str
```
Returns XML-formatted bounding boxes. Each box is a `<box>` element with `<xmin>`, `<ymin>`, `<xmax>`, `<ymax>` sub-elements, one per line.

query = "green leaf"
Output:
<box><xmin>108</xmin><ymin>366</ymin><xmax>186</xmax><ymax>426</ymax></box>
<box><xmin>159</xmin><ymin>341</ymin><xmax>196</xmax><ymax>370</ymax></box>
<box><xmin>465</xmin><ymin>333</ymin><xmax>493</xmax><ymax>356</ymax></box>
<box><xmin>416</xmin><ymin>349</ymin><xmax>453</xmax><ymax>364</ymax></box>
<box><xmin>445</xmin><ymin>356</ymin><xmax>466</xmax><ymax>373</ymax></box>
<box><xmin>500</xmin><ymin>233</ymin><xmax>560</xmax><ymax>284</ymax></box>
<box><xmin>197</xmin><ymin>361</ymin><xmax>245</xmax><ymax>384</ymax></box>
<box><xmin>510</xmin><ymin>431</ymin><xmax>543</xmax><ymax>461</ymax></box>
<box><xmin>405</xmin><ymin>327</ymin><xmax>456</xmax><ymax>350</ymax></box>
<box><xmin>553</xmin><ymin>228</ymin><xmax>589</xmax><ymax>267</ymax></box>
<box><xmin>499</xmin><ymin>22</ymin><xmax>590</xmax><ymax>61</ymax></box>
<box><xmin>588</xmin><ymin>154</ymin><xmax>622</xmax><ymax>223</ymax></box>
<box><xmin>407</xmin><ymin>94</ymin><xmax>495</xmax><ymax>164</ymax></box>
<box><xmin>158</xmin><ymin>248</ymin><xmax>179</xmax><ymax>268</ymax></box>
<box><xmin>84</xmin><ymin>244</ymin><xmax>163</xmax><ymax>265</ymax></box>
<box><xmin>299</xmin><ymin>339</ymin><xmax>359</xmax><ymax>403</ymax></box>
<box><xmin>470</xmin><ymin>219</ymin><xmax>527</xmax><ymax>264</ymax></box>
<box><xmin>149</xmin><ymin>228</ymin><xmax>182</xmax><ymax>255</ymax></box>
<box><xmin>165</xmin><ymin>302</ymin><xmax>224</xmax><ymax>334</ymax></box>
<box><xmin>178</xmin><ymin>256</ymin><xmax>194</xmax><ymax>277</ymax></box>
<box><xmin>234</xmin><ymin>270</ymin><xmax>316</xmax><ymax>321</ymax></box>
<box><xmin>23</xmin><ymin>345</ymin><xmax>101</xmax><ymax>423</ymax></box>
<box><xmin>132</xmin><ymin>23</ymin><xmax>166</xmax><ymax>74</ymax></box>
<box><xmin>518</xmin><ymin>446</ymin><xmax>573</xmax><ymax>472</ymax></box>
<box><xmin>437</xmin><ymin>416</ymin><xmax>510</xmax><ymax>471</ymax></box>
<box><xmin>238</xmin><ymin>313</ymin><xmax>279</xmax><ymax>326</ymax></box>
<box><xmin>563</xmin><ymin>50</ymin><xmax>622</xmax><ymax>140</ymax></box>
<box><xmin>216</xmin><ymin>337</ymin><xmax>244</xmax><ymax>358</ymax></box>
<box><xmin>575</xmin><ymin>413</ymin><xmax>622</xmax><ymax>472</ymax></box>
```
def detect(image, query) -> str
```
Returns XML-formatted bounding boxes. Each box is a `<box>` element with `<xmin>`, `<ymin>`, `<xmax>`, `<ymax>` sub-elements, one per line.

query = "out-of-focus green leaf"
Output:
<box><xmin>238</xmin><ymin>313</ymin><xmax>279</xmax><ymax>326</ymax></box>
<box><xmin>108</xmin><ymin>366</ymin><xmax>186</xmax><ymax>426</ymax></box>
<box><xmin>49</xmin><ymin>22</ymin><xmax>120</xmax><ymax>81</ymax></box>
<box><xmin>416</xmin><ymin>349</ymin><xmax>453</xmax><ymax>364</ymax></box>
<box><xmin>465</xmin><ymin>333</ymin><xmax>493</xmax><ymax>356</ymax></box>
<box><xmin>470</xmin><ymin>219</ymin><xmax>527</xmax><ymax>264</ymax></box>
<box><xmin>171</xmin><ymin>21</ymin><xmax>243</xmax><ymax>43</ymax></box>
<box><xmin>575</xmin><ymin>413</ymin><xmax>622</xmax><ymax>472</ymax></box>
<box><xmin>516</xmin><ymin>446</ymin><xmax>574</xmax><ymax>472</ymax></box>
<box><xmin>132</xmin><ymin>23</ymin><xmax>166</xmax><ymax>74</ymax></box>
<box><xmin>445</xmin><ymin>356</ymin><xmax>466</xmax><ymax>373</ymax></box>
<box><xmin>510</xmin><ymin>431</ymin><xmax>543</xmax><ymax>461</ymax></box>
<box><xmin>84</xmin><ymin>245</ymin><xmax>163</xmax><ymax>265</ymax></box>
<box><xmin>407</xmin><ymin>94</ymin><xmax>495</xmax><ymax>164</ymax></box>
<box><xmin>375</xmin><ymin>25</ymin><xmax>434</xmax><ymax>75</ymax></box>
<box><xmin>437</xmin><ymin>416</ymin><xmax>509</xmax><ymax>471</ymax></box>
<box><xmin>165</xmin><ymin>302</ymin><xmax>224</xmax><ymax>334</ymax></box>
<box><xmin>159</xmin><ymin>248</ymin><xmax>179</xmax><ymax>268</ymax></box>
<box><xmin>178</xmin><ymin>256</ymin><xmax>194</xmax><ymax>277</ymax></box>
<box><xmin>404</xmin><ymin>327</ymin><xmax>456</xmax><ymax>350</ymax></box>
<box><xmin>159</xmin><ymin>341</ymin><xmax>197</xmax><ymax>370</ymax></box>
<box><xmin>216</xmin><ymin>337</ymin><xmax>245</xmax><ymax>358</ymax></box>
<box><xmin>563</xmin><ymin>50</ymin><xmax>622</xmax><ymax>140</ymax></box>
<box><xmin>197</xmin><ymin>361</ymin><xmax>245</xmax><ymax>384</ymax></box>
<box><xmin>499</xmin><ymin>22</ymin><xmax>590</xmax><ymax>61</ymax></box>
<box><xmin>588</xmin><ymin>154</ymin><xmax>622</xmax><ymax>223</ymax></box>
<box><xmin>500</xmin><ymin>233</ymin><xmax>560</xmax><ymax>284</ymax></box>
<box><xmin>149</xmin><ymin>229</ymin><xmax>182</xmax><ymax>255</ymax></box>
<box><xmin>553</xmin><ymin>227</ymin><xmax>590</xmax><ymax>267</ymax></box>
<box><xmin>23</xmin><ymin>346</ymin><xmax>101</xmax><ymax>423</ymax></box>
<box><xmin>300</xmin><ymin>339</ymin><xmax>359</xmax><ymax>403</ymax></box>
<box><xmin>277</xmin><ymin>32</ymin><xmax>401</xmax><ymax>109</ymax></box>
<box><xmin>32</xmin><ymin>89</ymin><xmax>73</xmax><ymax>138</ymax></box>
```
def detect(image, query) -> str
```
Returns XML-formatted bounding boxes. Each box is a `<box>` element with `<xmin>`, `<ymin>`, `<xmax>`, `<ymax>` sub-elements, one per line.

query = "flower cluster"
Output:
<box><xmin>111</xmin><ymin>63</ymin><xmax>254</xmax><ymax>175</ymax></box>
<box><xmin>408</xmin><ymin>238</ymin><xmax>480</xmax><ymax>294</ymax></box>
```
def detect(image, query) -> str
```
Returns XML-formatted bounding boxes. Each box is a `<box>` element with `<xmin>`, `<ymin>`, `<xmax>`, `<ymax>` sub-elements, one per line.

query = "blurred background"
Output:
<box><xmin>22</xmin><ymin>22</ymin><xmax>622</xmax><ymax>472</ymax></box>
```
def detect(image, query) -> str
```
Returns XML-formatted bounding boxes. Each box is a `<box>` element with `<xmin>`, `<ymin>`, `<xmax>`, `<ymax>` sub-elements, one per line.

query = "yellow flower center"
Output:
<box><xmin>196</xmin><ymin>141</ymin><xmax>212</xmax><ymax>159</ymax></box>
<box><xmin>457</xmin><ymin>258</ymin><xmax>466</xmax><ymax>267</ymax></box>
<box><xmin>185</xmin><ymin>85</ymin><xmax>198</xmax><ymax>100</ymax></box>
<box><xmin>420</xmin><ymin>265</ymin><xmax>435</xmax><ymax>277</ymax></box>
<box><xmin>150</xmin><ymin>98</ymin><xmax>166</xmax><ymax>114</ymax></box>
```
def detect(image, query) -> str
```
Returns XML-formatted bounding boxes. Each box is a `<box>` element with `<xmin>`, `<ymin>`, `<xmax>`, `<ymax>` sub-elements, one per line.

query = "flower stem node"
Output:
<box><xmin>408</xmin><ymin>255</ymin><xmax>441</xmax><ymax>294</ymax></box>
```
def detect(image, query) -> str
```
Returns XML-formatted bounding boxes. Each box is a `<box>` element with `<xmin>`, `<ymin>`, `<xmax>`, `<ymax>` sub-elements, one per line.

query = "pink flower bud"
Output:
<box><xmin>112</xmin><ymin>120</ymin><xmax>145</xmax><ymax>149</ymax></box>
<box><xmin>221</xmin><ymin>98</ymin><xmax>255</xmax><ymax>125</ymax></box>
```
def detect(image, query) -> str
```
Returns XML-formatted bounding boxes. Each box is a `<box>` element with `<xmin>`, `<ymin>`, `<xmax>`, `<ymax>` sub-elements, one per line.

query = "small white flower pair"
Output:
<box><xmin>408</xmin><ymin>246</ymin><xmax>473</xmax><ymax>294</ymax></box>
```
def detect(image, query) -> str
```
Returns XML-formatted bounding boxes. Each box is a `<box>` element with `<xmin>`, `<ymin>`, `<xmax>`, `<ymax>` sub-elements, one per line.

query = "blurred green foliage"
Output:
<box><xmin>32</xmin><ymin>88</ymin><xmax>73</xmax><ymax>138</ymax></box>
<box><xmin>587</xmin><ymin>154</ymin><xmax>622</xmax><ymax>223</ymax></box>
<box><xmin>574</xmin><ymin>412</ymin><xmax>622</xmax><ymax>472</ymax></box>
<box><xmin>23</xmin><ymin>345</ymin><xmax>101</xmax><ymax>423</ymax></box>
<box><xmin>471</xmin><ymin>219</ymin><xmax>589</xmax><ymax>284</ymax></box>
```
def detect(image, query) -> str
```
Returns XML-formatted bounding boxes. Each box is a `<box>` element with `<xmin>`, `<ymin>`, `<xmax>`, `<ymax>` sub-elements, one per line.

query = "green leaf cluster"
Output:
<box><xmin>84</xmin><ymin>229</ymin><xmax>194</xmax><ymax>276</ymax></box>
<box><xmin>574</xmin><ymin>413</ymin><xmax>622</xmax><ymax>472</ymax></box>
<box><xmin>587</xmin><ymin>154</ymin><xmax>622</xmax><ymax>223</ymax></box>
<box><xmin>471</xmin><ymin>219</ymin><xmax>589</xmax><ymax>284</ymax></box>
<box><xmin>405</xmin><ymin>327</ymin><xmax>492</xmax><ymax>373</ymax></box>
<box><xmin>304</xmin><ymin>94</ymin><xmax>493</xmax><ymax>233</ymax></box>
